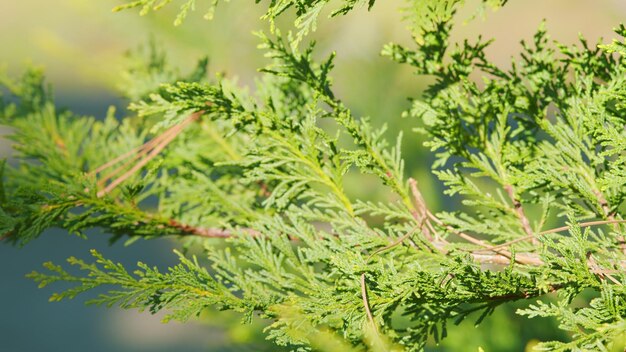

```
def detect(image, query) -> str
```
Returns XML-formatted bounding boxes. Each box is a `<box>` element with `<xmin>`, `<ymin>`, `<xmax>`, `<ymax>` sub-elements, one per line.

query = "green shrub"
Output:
<box><xmin>2</xmin><ymin>1</ymin><xmax>626</xmax><ymax>350</ymax></box>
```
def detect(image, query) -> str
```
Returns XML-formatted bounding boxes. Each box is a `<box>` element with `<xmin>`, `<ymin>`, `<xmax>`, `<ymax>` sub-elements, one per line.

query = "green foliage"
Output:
<box><xmin>3</xmin><ymin>1</ymin><xmax>626</xmax><ymax>351</ymax></box>
<box><xmin>401</xmin><ymin>0</ymin><xmax>507</xmax><ymax>40</ymax></box>
<box><xmin>113</xmin><ymin>0</ymin><xmax>375</xmax><ymax>46</ymax></box>
<box><xmin>599</xmin><ymin>24</ymin><xmax>626</xmax><ymax>55</ymax></box>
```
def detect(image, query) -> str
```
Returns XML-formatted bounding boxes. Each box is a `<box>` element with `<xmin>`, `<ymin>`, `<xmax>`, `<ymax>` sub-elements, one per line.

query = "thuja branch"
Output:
<box><xmin>4</xmin><ymin>1</ymin><xmax>626</xmax><ymax>350</ymax></box>
<box><xmin>327</xmin><ymin>98</ymin><xmax>415</xmax><ymax>213</ymax></box>
<box><xmin>407</xmin><ymin>178</ymin><xmax>626</xmax><ymax>269</ymax></box>
<box><xmin>259</xmin><ymin>35</ymin><xmax>414</xmax><ymax>213</ymax></box>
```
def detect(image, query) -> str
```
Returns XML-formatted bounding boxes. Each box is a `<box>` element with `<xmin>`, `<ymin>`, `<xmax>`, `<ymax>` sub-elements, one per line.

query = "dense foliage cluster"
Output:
<box><xmin>2</xmin><ymin>0</ymin><xmax>626</xmax><ymax>350</ymax></box>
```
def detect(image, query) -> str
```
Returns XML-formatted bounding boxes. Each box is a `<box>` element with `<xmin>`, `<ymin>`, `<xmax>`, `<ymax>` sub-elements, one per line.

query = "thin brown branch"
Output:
<box><xmin>168</xmin><ymin>219</ymin><xmax>260</xmax><ymax>238</ymax></box>
<box><xmin>504</xmin><ymin>184</ymin><xmax>536</xmax><ymax>245</ymax></box>
<box><xmin>409</xmin><ymin>179</ymin><xmax>624</xmax><ymax>269</ymax></box>
<box><xmin>477</xmin><ymin>235</ymin><xmax>536</xmax><ymax>252</ymax></box>
<box><xmin>478</xmin><ymin>219</ymin><xmax>626</xmax><ymax>253</ymax></box>
<box><xmin>593</xmin><ymin>188</ymin><xmax>626</xmax><ymax>255</ymax></box>
<box><xmin>360</xmin><ymin>273</ymin><xmax>378</xmax><ymax>334</ymax></box>
<box><xmin>407</xmin><ymin>179</ymin><xmax>539</xmax><ymax>264</ymax></box>
<box><xmin>425</xmin><ymin>214</ymin><xmax>544</xmax><ymax>265</ymax></box>
<box><xmin>470</xmin><ymin>252</ymin><xmax>543</xmax><ymax>266</ymax></box>
<box><xmin>425</xmin><ymin>211</ymin><xmax>492</xmax><ymax>248</ymax></box>
<box><xmin>90</xmin><ymin>111</ymin><xmax>200</xmax><ymax>178</ymax></box>
<box><xmin>541</xmin><ymin>219</ymin><xmax>626</xmax><ymax>235</ymax></box>
<box><xmin>96</xmin><ymin>120</ymin><xmax>189</xmax><ymax>189</ymax></box>
<box><xmin>95</xmin><ymin>112</ymin><xmax>201</xmax><ymax>197</ymax></box>
<box><xmin>408</xmin><ymin>178</ymin><xmax>449</xmax><ymax>253</ymax></box>
<box><xmin>0</xmin><ymin>231</ymin><xmax>12</xmax><ymax>241</ymax></box>
<box><xmin>587</xmin><ymin>253</ymin><xmax>622</xmax><ymax>286</ymax></box>
<box><xmin>90</xmin><ymin>123</ymin><xmax>176</xmax><ymax>177</ymax></box>
<box><xmin>257</xmin><ymin>181</ymin><xmax>272</xmax><ymax>197</ymax></box>
<box><xmin>168</xmin><ymin>218</ymin><xmax>625</xmax><ymax>274</ymax></box>
<box><xmin>168</xmin><ymin>218</ymin><xmax>626</xmax><ymax>273</ymax></box>
<box><xmin>98</xmin><ymin>124</ymin><xmax>182</xmax><ymax>196</ymax></box>
<box><xmin>408</xmin><ymin>178</ymin><xmax>433</xmax><ymax>241</ymax></box>
<box><xmin>481</xmin><ymin>283</ymin><xmax>561</xmax><ymax>303</ymax></box>
<box><xmin>367</xmin><ymin>225</ymin><xmax>423</xmax><ymax>261</ymax></box>
<box><xmin>408</xmin><ymin>179</ymin><xmax>448</xmax><ymax>245</ymax></box>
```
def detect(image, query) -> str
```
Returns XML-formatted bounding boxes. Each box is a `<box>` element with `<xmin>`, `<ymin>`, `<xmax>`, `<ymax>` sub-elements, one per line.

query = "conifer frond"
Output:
<box><xmin>113</xmin><ymin>0</ymin><xmax>375</xmax><ymax>46</ymax></box>
<box><xmin>3</xmin><ymin>2</ymin><xmax>626</xmax><ymax>350</ymax></box>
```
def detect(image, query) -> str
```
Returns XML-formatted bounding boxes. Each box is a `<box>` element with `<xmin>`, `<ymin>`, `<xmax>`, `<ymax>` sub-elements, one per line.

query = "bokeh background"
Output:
<box><xmin>1</xmin><ymin>1</ymin><xmax>626</xmax><ymax>351</ymax></box>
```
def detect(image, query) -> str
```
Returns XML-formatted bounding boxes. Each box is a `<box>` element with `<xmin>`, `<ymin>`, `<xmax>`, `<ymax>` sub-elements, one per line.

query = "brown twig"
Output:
<box><xmin>168</xmin><ymin>219</ymin><xmax>626</xmax><ymax>272</ymax></box>
<box><xmin>594</xmin><ymin>189</ymin><xmax>614</xmax><ymax>220</ymax></box>
<box><xmin>360</xmin><ymin>273</ymin><xmax>378</xmax><ymax>334</ymax></box>
<box><xmin>168</xmin><ymin>219</ymin><xmax>626</xmax><ymax>273</ymax></box>
<box><xmin>257</xmin><ymin>181</ymin><xmax>272</xmax><ymax>197</ymax></box>
<box><xmin>0</xmin><ymin>231</ymin><xmax>12</xmax><ymax>241</ymax></box>
<box><xmin>424</xmin><ymin>207</ymin><xmax>543</xmax><ymax>265</ymax></box>
<box><xmin>478</xmin><ymin>219</ymin><xmax>626</xmax><ymax>253</ymax></box>
<box><xmin>587</xmin><ymin>253</ymin><xmax>622</xmax><ymax>286</ymax></box>
<box><xmin>90</xmin><ymin>113</ymin><xmax>197</xmax><ymax>179</ymax></box>
<box><xmin>406</xmin><ymin>179</ymin><xmax>626</xmax><ymax>269</ymax></box>
<box><xmin>90</xmin><ymin>125</ymin><xmax>175</xmax><ymax>176</ymax></box>
<box><xmin>96</xmin><ymin>120</ymin><xmax>190</xmax><ymax>189</ymax></box>
<box><xmin>593</xmin><ymin>189</ymin><xmax>626</xmax><ymax>255</ymax></box>
<box><xmin>481</xmin><ymin>283</ymin><xmax>562</xmax><ymax>303</ymax></box>
<box><xmin>407</xmin><ymin>179</ymin><xmax>534</xmax><ymax>264</ymax></box>
<box><xmin>542</xmin><ymin>219</ymin><xmax>626</xmax><ymax>235</ymax></box>
<box><xmin>170</xmin><ymin>222</ymin><xmax>622</xmax><ymax>270</ymax></box>
<box><xmin>98</xmin><ymin>123</ymin><xmax>186</xmax><ymax>197</ymax></box>
<box><xmin>91</xmin><ymin>112</ymin><xmax>202</xmax><ymax>197</ymax></box>
<box><xmin>469</xmin><ymin>252</ymin><xmax>543</xmax><ymax>266</ymax></box>
<box><xmin>504</xmin><ymin>184</ymin><xmax>536</xmax><ymax>245</ymax></box>
<box><xmin>168</xmin><ymin>219</ymin><xmax>260</xmax><ymax>238</ymax></box>
<box><xmin>408</xmin><ymin>178</ymin><xmax>433</xmax><ymax>241</ymax></box>
<box><xmin>367</xmin><ymin>225</ymin><xmax>423</xmax><ymax>261</ymax></box>
<box><xmin>425</xmin><ymin>211</ymin><xmax>491</xmax><ymax>248</ymax></box>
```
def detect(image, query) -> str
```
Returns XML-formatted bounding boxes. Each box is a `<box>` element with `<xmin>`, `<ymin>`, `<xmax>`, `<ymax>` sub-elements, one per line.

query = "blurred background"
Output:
<box><xmin>1</xmin><ymin>0</ymin><xmax>625</xmax><ymax>351</ymax></box>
